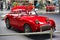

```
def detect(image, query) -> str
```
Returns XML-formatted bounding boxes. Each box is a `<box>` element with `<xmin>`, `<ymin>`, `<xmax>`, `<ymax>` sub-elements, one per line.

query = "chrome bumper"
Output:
<box><xmin>40</xmin><ymin>24</ymin><xmax>52</xmax><ymax>31</ymax></box>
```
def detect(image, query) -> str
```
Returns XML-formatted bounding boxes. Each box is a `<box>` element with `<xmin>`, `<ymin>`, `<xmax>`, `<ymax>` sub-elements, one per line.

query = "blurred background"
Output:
<box><xmin>0</xmin><ymin>0</ymin><xmax>59</xmax><ymax>13</ymax></box>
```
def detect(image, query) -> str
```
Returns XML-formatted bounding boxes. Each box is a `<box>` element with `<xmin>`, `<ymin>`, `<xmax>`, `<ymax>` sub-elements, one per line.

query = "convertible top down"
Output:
<box><xmin>5</xmin><ymin>6</ymin><xmax>56</xmax><ymax>33</ymax></box>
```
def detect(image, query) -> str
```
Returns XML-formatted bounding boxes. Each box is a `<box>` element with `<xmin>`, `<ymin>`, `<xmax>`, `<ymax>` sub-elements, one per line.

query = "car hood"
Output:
<box><xmin>22</xmin><ymin>15</ymin><xmax>48</xmax><ymax>22</ymax></box>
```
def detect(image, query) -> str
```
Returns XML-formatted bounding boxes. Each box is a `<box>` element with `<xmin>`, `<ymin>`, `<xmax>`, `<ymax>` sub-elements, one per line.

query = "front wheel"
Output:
<box><xmin>24</xmin><ymin>24</ymin><xmax>31</xmax><ymax>33</ymax></box>
<box><xmin>6</xmin><ymin>19</ymin><xmax>11</xmax><ymax>29</ymax></box>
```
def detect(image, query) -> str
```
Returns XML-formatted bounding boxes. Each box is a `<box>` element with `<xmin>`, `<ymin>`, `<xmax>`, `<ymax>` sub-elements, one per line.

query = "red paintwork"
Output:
<box><xmin>11</xmin><ymin>5</ymin><xmax>34</xmax><ymax>12</ymax></box>
<box><xmin>46</xmin><ymin>5</ymin><xmax>55</xmax><ymax>11</ymax></box>
<box><xmin>11</xmin><ymin>6</ymin><xmax>27</xmax><ymax>12</ymax></box>
<box><xmin>5</xmin><ymin>6</ymin><xmax>56</xmax><ymax>32</ymax></box>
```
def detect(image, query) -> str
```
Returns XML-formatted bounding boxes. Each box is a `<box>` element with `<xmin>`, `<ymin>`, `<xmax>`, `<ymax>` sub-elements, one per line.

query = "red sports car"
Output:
<box><xmin>5</xmin><ymin>6</ymin><xmax>56</xmax><ymax>33</ymax></box>
<box><xmin>46</xmin><ymin>4</ymin><xmax>55</xmax><ymax>11</ymax></box>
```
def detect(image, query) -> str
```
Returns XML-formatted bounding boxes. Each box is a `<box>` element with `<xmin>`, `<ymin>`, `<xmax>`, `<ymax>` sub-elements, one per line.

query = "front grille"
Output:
<box><xmin>40</xmin><ymin>25</ymin><xmax>51</xmax><ymax>31</ymax></box>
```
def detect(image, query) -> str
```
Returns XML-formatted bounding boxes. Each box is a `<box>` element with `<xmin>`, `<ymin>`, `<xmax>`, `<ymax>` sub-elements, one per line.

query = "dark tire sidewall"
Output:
<box><xmin>6</xmin><ymin>19</ymin><xmax>11</xmax><ymax>29</ymax></box>
<box><xmin>24</xmin><ymin>24</ymin><xmax>31</xmax><ymax>33</ymax></box>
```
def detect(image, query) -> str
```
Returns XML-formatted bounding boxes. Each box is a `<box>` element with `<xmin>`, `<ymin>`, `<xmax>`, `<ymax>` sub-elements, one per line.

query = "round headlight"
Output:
<box><xmin>35</xmin><ymin>19</ymin><xmax>39</xmax><ymax>24</ymax></box>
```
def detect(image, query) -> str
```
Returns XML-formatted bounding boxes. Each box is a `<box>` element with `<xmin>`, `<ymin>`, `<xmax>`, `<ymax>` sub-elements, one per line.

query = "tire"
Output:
<box><xmin>24</xmin><ymin>24</ymin><xmax>31</xmax><ymax>33</ymax></box>
<box><xmin>6</xmin><ymin>19</ymin><xmax>11</xmax><ymax>29</ymax></box>
<box><xmin>52</xmin><ymin>10</ymin><xmax>55</xmax><ymax>11</ymax></box>
<box><xmin>50</xmin><ymin>10</ymin><xmax>52</xmax><ymax>12</ymax></box>
<box><xmin>46</xmin><ymin>10</ymin><xmax>48</xmax><ymax>12</ymax></box>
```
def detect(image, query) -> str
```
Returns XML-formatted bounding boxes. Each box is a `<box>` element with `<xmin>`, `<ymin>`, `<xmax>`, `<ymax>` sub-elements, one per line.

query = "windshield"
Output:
<box><xmin>18</xmin><ymin>10</ymin><xmax>37</xmax><ymax>16</ymax></box>
<box><xmin>28</xmin><ymin>10</ymin><xmax>37</xmax><ymax>15</ymax></box>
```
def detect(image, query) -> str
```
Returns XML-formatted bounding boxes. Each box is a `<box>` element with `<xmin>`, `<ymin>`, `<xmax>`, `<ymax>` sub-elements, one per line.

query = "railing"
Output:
<box><xmin>0</xmin><ymin>28</ymin><xmax>60</xmax><ymax>40</ymax></box>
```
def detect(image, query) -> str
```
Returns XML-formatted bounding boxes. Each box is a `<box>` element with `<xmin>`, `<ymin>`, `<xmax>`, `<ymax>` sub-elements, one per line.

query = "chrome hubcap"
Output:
<box><xmin>25</xmin><ymin>25</ymin><xmax>30</xmax><ymax>32</ymax></box>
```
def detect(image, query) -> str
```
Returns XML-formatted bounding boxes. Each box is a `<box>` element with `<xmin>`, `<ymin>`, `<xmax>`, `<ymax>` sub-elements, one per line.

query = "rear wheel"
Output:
<box><xmin>6</xmin><ymin>19</ymin><xmax>11</xmax><ymax>29</ymax></box>
<box><xmin>24</xmin><ymin>24</ymin><xmax>31</xmax><ymax>33</ymax></box>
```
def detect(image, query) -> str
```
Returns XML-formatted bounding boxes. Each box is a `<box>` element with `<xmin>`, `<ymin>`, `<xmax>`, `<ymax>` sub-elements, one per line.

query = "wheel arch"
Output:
<box><xmin>22</xmin><ymin>19</ymin><xmax>37</xmax><ymax>32</ymax></box>
<box><xmin>5</xmin><ymin>17</ymin><xmax>9</xmax><ymax>22</ymax></box>
<box><xmin>24</xmin><ymin>23</ymin><xmax>32</xmax><ymax>32</ymax></box>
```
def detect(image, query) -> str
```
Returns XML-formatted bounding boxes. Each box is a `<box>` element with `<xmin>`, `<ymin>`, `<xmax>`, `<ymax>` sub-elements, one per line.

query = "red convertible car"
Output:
<box><xmin>5</xmin><ymin>6</ymin><xmax>56</xmax><ymax>33</ymax></box>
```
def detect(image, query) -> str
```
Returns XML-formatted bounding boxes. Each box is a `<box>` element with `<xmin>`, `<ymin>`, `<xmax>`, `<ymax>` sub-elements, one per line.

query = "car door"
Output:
<box><xmin>10</xmin><ymin>11</ymin><xmax>18</xmax><ymax>27</ymax></box>
<box><xmin>14</xmin><ymin>11</ymin><xmax>26</xmax><ymax>29</ymax></box>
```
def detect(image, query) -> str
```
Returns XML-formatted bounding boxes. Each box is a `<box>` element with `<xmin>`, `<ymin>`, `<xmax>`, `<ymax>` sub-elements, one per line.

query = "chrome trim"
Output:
<box><xmin>40</xmin><ymin>24</ymin><xmax>51</xmax><ymax>31</ymax></box>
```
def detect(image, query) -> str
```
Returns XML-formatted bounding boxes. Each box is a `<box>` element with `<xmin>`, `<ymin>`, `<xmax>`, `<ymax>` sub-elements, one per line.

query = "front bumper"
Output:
<box><xmin>40</xmin><ymin>24</ymin><xmax>56</xmax><ymax>32</ymax></box>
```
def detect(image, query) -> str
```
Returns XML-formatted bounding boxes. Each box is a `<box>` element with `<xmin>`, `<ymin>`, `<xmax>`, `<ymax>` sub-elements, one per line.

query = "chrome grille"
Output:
<box><xmin>40</xmin><ymin>25</ymin><xmax>51</xmax><ymax>31</ymax></box>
